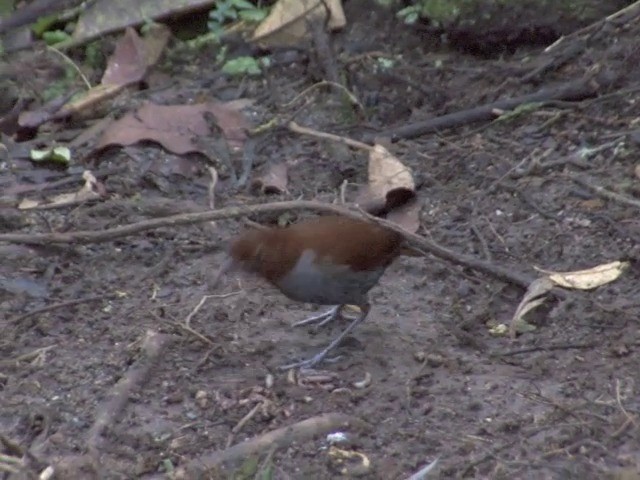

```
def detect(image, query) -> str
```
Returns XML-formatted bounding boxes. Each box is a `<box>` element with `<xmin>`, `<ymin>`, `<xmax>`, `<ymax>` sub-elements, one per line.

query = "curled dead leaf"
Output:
<box><xmin>327</xmin><ymin>446</ymin><xmax>371</xmax><ymax>476</ymax></box>
<box><xmin>386</xmin><ymin>199</ymin><xmax>420</xmax><ymax>233</ymax></box>
<box><xmin>95</xmin><ymin>101</ymin><xmax>250</xmax><ymax>156</ymax></box>
<box><xmin>357</xmin><ymin>143</ymin><xmax>419</xmax><ymax>232</ymax></box>
<box><xmin>251</xmin><ymin>162</ymin><xmax>288</xmax><ymax>195</ymax></box>
<box><xmin>18</xmin><ymin>170</ymin><xmax>104</xmax><ymax>209</ymax></box>
<box><xmin>369</xmin><ymin>144</ymin><xmax>415</xmax><ymax>194</ymax></box>
<box><xmin>535</xmin><ymin>261</ymin><xmax>629</xmax><ymax>290</ymax></box>
<box><xmin>252</xmin><ymin>0</ymin><xmax>346</xmax><ymax>47</ymax></box>
<box><xmin>509</xmin><ymin>277</ymin><xmax>554</xmax><ymax>339</ymax></box>
<box><xmin>101</xmin><ymin>27</ymin><xmax>148</xmax><ymax>86</ymax></box>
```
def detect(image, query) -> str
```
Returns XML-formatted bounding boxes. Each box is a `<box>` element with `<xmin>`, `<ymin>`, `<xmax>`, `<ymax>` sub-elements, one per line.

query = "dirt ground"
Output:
<box><xmin>2</xmin><ymin>2</ymin><xmax>640</xmax><ymax>479</ymax></box>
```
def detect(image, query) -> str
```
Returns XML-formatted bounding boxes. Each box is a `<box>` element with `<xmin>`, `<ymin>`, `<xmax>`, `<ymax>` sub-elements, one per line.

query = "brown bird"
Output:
<box><xmin>217</xmin><ymin>215</ymin><xmax>406</xmax><ymax>369</ymax></box>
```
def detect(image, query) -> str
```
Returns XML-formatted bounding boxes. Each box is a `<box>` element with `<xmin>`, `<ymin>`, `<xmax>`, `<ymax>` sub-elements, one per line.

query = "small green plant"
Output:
<box><xmin>233</xmin><ymin>455</ymin><xmax>259</xmax><ymax>480</ymax></box>
<box><xmin>397</xmin><ymin>0</ymin><xmax>464</xmax><ymax>26</ymax></box>
<box><xmin>42</xmin><ymin>66</ymin><xmax>76</xmax><ymax>101</ymax></box>
<box><xmin>494</xmin><ymin>102</ymin><xmax>544</xmax><ymax>123</ymax></box>
<box><xmin>396</xmin><ymin>4</ymin><xmax>421</xmax><ymax>24</ymax></box>
<box><xmin>41</xmin><ymin>30</ymin><xmax>71</xmax><ymax>45</ymax></box>
<box><xmin>208</xmin><ymin>0</ymin><xmax>268</xmax><ymax>38</ymax></box>
<box><xmin>375</xmin><ymin>57</ymin><xmax>396</xmax><ymax>71</ymax></box>
<box><xmin>32</xmin><ymin>11</ymin><xmax>75</xmax><ymax>46</ymax></box>
<box><xmin>32</xmin><ymin>14</ymin><xmax>59</xmax><ymax>36</ymax></box>
<box><xmin>222</xmin><ymin>56</ymin><xmax>262</xmax><ymax>76</ymax></box>
<box><xmin>84</xmin><ymin>41</ymin><xmax>104</xmax><ymax>70</ymax></box>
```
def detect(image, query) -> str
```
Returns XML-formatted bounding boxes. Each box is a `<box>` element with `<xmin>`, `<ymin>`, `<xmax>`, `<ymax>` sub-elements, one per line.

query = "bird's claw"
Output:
<box><xmin>278</xmin><ymin>353</ymin><xmax>343</xmax><ymax>371</ymax></box>
<box><xmin>292</xmin><ymin>305</ymin><xmax>341</xmax><ymax>329</ymax></box>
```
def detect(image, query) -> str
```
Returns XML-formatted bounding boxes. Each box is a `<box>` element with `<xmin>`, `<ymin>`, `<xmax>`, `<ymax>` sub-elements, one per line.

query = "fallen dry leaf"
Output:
<box><xmin>72</xmin><ymin>0</ymin><xmax>210</xmax><ymax>45</ymax></box>
<box><xmin>508</xmin><ymin>277</ymin><xmax>553</xmax><ymax>338</ymax></box>
<box><xmin>102</xmin><ymin>27</ymin><xmax>148</xmax><ymax>86</ymax></box>
<box><xmin>252</xmin><ymin>0</ymin><xmax>346</xmax><ymax>47</ymax></box>
<box><xmin>578</xmin><ymin>198</ymin><xmax>605</xmax><ymax>210</ymax></box>
<box><xmin>142</xmin><ymin>23</ymin><xmax>172</xmax><ymax>68</ymax></box>
<box><xmin>386</xmin><ymin>199</ymin><xmax>420</xmax><ymax>233</ymax></box>
<box><xmin>536</xmin><ymin>261</ymin><xmax>629</xmax><ymax>290</ymax></box>
<box><xmin>369</xmin><ymin>144</ymin><xmax>415</xmax><ymax>194</ymax></box>
<box><xmin>18</xmin><ymin>90</ymin><xmax>78</xmax><ymax>129</ymax></box>
<box><xmin>356</xmin><ymin>144</ymin><xmax>419</xmax><ymax>232</ymax></box>
<box><xmin>0</xmin><ymin>97</ymin><xmax>29</xmax><ymax>135</ymax></box>
<box><xmin>251</xmin><ymin>162</ymin><xmax>288</xmax><ymax>195</ymax></box>
<box><xmin>70</xmin><ymin>117</ymin><xmax>114</xmax><ymax>148</ymax></box>
<box><xmin>18</xmin><ymin>170</ymin><xmax>104</xmax><ymax>209</ymax></box>
<box><xmin>327</xmin><ymin>445</ymin><xmax>371</xmax><ymax>477</ymax></box>
<box><xmin>19</xmin><ymin>26</ymin><xmax>172</xmax><ymax>129</ymax></box>
<box><xmin>102</xmin><ymin>24</ymin><xmax>170</xmax><ymax>86</ymax></box>
<box><xmin>96</xmin><ymin>101</ymin><xmax>250</xmax><ymax>156</ymax></box>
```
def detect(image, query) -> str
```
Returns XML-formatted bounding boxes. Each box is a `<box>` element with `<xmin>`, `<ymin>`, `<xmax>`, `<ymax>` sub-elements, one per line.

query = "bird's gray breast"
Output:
<box><xmin>276</xmin><ymin>250</ymin><xmax>385</xmax><ymax>305</ymax></box>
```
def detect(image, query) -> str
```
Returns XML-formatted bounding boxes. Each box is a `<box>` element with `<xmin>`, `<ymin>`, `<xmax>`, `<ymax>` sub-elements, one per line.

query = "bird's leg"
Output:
<box><xmin>292</xmin><ymin>305</ymin><xmax>341</xmax><ymax>328</ymax></box>
<box><xmin>279</xmin><ymin>304</ymin><xmax>370</xmax><ymax>370</ymax></box>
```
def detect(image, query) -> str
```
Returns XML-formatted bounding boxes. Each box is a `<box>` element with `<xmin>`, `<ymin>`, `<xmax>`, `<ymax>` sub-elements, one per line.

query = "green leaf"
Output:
<box><xmin>239</xmin><ymin>8</ymin><xmax>267</xmax><ymax>22</ymax></box>
<box><xmin>231</xmin><ymin>0</ymin><xmax>256</xmax><ymax>10</ymax></box>
<box><xmin>162</xmin><ymin>459</ymin><xmax>174</xmax><ymax>474</ymax></box>
<box><xmin>207</xmin><ymin>21</ymin><xmax>225</xmax><ymax>37</ymax></box>
<box><xmin>397</xmin><ymin>5</ymin><xmax>418</xmax><ymax>19</ymax></box>
<box><xmin>258</xmin><ymin>464</ymin><xmax>274</xmax><ymax>480</ymax></box>
<box><xmin>209</xmin><ymin>9</ymin><xmax>226</xmax><ymax>23</ymax></box>
<box><xmin>42</xmin><ymin>30</ymin><xmax>72</xmax><ymax>45</ymax></box>
<box><xmin>31</xmin><ymin>14</ymin><xmax>58</xmax><ymax>36</ymax></box>
<box><xmin>495</xmin><ymin>102</ymin><xmax>544</xmax><ymax>123</ymax></box>
<box><xmin>404</xmin><ymin>11</ymin><xmax>418</xmax><ymax>24</ymax></box>
<box><xmin>0</xmin><ymin>0</ymin><xmax>14</xmax><ymax>16</ymax></box>
<box><xmin>235</xmin><ymin>456</ymin><xmax>259</xmax><ymax>479</ymax></box>
<box><xmin>222</xmin><ymin>56</ymin><xmax>261</xmax><ymax>76</ymax></box>
<box><xmin>376</xmin><ymin>57</ymin><xmax>394</xmax><ymax>70</ymax></box>
<box><xmin>216</xmin><ymin>44</ymin><xmax>228</xmax><ymax>64</ymax></box>
<box><xmin>30</xmin><ymin>146</ymin><xmax>71</xmax><ymax>165</ymax></box>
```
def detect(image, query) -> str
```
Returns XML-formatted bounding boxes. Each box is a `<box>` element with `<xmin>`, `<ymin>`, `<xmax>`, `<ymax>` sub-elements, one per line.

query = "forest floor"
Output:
<box><xmin>2</xmin><ymin>1</ymin><xmax>640</xmax><ymax>479</ymax></box>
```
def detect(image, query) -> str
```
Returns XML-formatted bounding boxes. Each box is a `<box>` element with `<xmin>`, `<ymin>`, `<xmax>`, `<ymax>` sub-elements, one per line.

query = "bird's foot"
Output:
<box><xmin>292</xmin><ymin>305</ymin><xmax>341</xmax><ymax>329</ymax></box>
<box><xmin>278</xmin><ymin>352</ymin><xmax>342</xmax><ymax>371</ymax></box>
<box><xmin>279</xmin><ymin>314</ymin><xmax>366</xmax><ymax>371</ymax></box>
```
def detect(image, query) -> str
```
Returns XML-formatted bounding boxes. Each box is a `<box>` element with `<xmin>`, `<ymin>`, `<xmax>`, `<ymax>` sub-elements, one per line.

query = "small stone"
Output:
<box><xmin>195</xmin><ymin>390</ymin><xmax>208</xmax><ymax>408</ymax></box>
<box><xmin>265</xmin><ymin>374</ymin><xmax>274</xmax><ymax>389</ymax></box>
<box><xmin>426</xmin><ymin>353</ymin><xmax>444</xmax><ymax>368</ymax></box>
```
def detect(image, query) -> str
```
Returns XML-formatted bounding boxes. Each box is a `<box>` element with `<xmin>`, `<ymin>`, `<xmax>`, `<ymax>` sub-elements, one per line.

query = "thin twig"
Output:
<box><xmin>0</xmin><ymin>345</ymin><xmax>55</xmax><ymax>367</ymax></box>
<box><xmin>460</xmin><ymin>442</ymin><xmax>513</xmax><ymax>477</ymax></box>
<box><xmin>173</xmin><ymin>413</ymin><xmax>370</xmax><ymax>479</ymax></box>
<box><xmin>545</xmin><ymin>0</ymin><xmax>640</xmax><ymax>52</ymax></box>
<box><xmin>282</xmin><ymin>81</ymin><xmax>364</xmax><ymax>115</ymax></box>
<box><xmin>86</xmin><ymin>330</ymin><xmax>175</xmax><ymax>452</ymax></box>
<box><xmin>0</xmin><ymin>200</ymin><xmax>536</xmax><ymax>289</ymax></box>
<box><xmin>46</xmin><ymin>45</ymin><xmax>92</xmax><ymax>89</ymax></box>
<box><xmin>184</xmin><ymin>292</ymin><xmax>240</xmax><ymax>327</ymax></box>
<box><xmin>493</xmin><ymin>341</ymin><xmax>598</xmax><ymax>357</ymax></box>
<box><xmin>226</xmin><ymin>402</ymin><xmax>265</xmax><ymax>448</ymax></box>
<box><xmin>567</xmin><ymin>174</ymin><xmax>640</xmax><ymax>209</ymax></box>
<box><xmin>610</xmin><ymin>378</ymin><xmax>638</xmax><ymax>438</ymax></box>
<box><xmin>172</xmin><ymin>321</ymin><xmax>215</xmax><ymax>346</ymax></box>
<box><xmin>9</xmin><ymin>294</ymin><xmax>116</xmax><ymax>325</ymax></box>
<box><xmin>470</xmin><ymin>222</ymin><xmax>492</xmax><ymax>262</ymax></box>
<box><xmin>208</xmin><ymin>166</ymin><xmax>218</xmax><ymax>211</ymax></box>
<box><xmin>288</xmin><ymin>121</ymin><xmax>372</xmax><ymax>151</ymax></box>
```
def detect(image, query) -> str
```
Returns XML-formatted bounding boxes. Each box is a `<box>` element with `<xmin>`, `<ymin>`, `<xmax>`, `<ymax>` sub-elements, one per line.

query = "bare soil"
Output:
<box><xmin>2</xmin><ymin>2</ymin><xmax>640</xmax><ymax>479</ymax></box>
